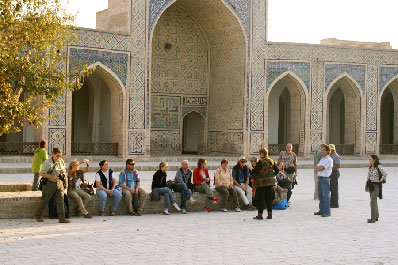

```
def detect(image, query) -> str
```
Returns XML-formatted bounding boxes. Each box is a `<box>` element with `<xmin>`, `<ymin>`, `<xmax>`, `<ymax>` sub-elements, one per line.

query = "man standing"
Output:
<box><xmin>31</xmin><ymin>140</ymin><xmax>48</xmax><ymax>191</ymax></box>
<box><xmin>313</xmin><ymin>144</ymin><xmax>325</xmax><ymax>200</ymax></box>
<box><xmin>33</xmin><ymin>148</ymin><xmax>69</xmax><ymax>223</ymax></box>
<box><xmin>329</xmin><ymin>144</ymin><xmax>341</xmax><ymax>208</ymax></box>
<box><xmin>119</xmin><ymin>159</ymin><xmax>147</xmax><ymax>216</ymax></box>
<box><xmin>278</xmin><ymin>144</ymin><xmax>298</xmax><ymax>197</ymax></box>
<box><xmin>314</xmin><ymin>144</ymin><xmax>333</xmax><ymax>217</ymax></box>
<box><xmin>174</xmin><ymin>160</ymin><xmax>196</xmax><ymax>214</ymax></box>
<box><xmin>232</xmin><ymin>156</ymin><xmax>255</xmax><ymax>210</ymax></box>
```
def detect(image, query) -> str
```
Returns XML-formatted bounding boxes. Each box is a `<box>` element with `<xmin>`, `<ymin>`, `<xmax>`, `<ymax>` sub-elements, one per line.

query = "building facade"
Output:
<box><xmin>2</xmin><ymin>0</ymin><xmax>398</xmax><ymax>158</ymax></box>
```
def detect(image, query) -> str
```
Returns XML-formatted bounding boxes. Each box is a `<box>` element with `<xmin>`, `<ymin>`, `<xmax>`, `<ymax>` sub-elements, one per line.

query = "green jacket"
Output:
<box><xmin>32</xmin><ymin>148</ymin><xmax>48</xmax><ymax>173</ymax></box>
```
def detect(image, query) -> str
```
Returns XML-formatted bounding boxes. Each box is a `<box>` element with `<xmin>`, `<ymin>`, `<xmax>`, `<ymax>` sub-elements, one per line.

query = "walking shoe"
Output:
<box><xmin>163</xmin><ymin>209</ymin><xmax>170</xmax><ymax>215</ymax></box>
<box><xmin>172</xmin><ymin>203</ymin><xmax>181</xmax><ymax>212</ymax></box>
<box><xmin>33</xmin><ymin>216</ymin><xmax>43</xmax><ymax>222</ymax></box>
<box><xmin>314</xmin><ymin>211</ymin><xmax>323</xmax><ymax>215</ymax></box>
<box><xmin>111</xmin><ymin>211</ymin><xmax>116</xmax><ymax>216</ymax></box>
<box><xmin>321</xmin><ymin>213</ymin><xmax>330</xmax><ymax>217</ymax></box>
<box><xmin>59</xmin><ymin>219</ymin><xmax>70</xmax><ymax>223</ymax></box>
<box><xmin>243</xmin><ymin>204</ymin><xmax>251</xmax><ymax>210</ymax></box>
<box><xmin>330</xmin><ymin>205</ymin><xmax>339</xmax><ymax>208</ymax></box>
<box><xmin>253</xmin><ymin>216</ymin><xmax>263</xmax><ymax>220</ymax></box>
<box><xmin>189</xmin><ymin>197</ymin><xmax>197</xmax><ymax>204</ymax></box>
<box><xmin>181</xmin><ymin>209</ymin><xmax>187</xmax><ymax>214</ymax></box>
<box><xmin>210</xmin><ymin>197</ymin><xmax>219</xmax><ymax>204</ymax></box>
<box><xmin>248</xmin><ymin>204</ymin><xmax>256</xmax><ymax>210</ymax></box>
<box><xmin>367</xmin><ymin>219</ymin><xmax>376</xmax><ymax>223</ymax></box>
<box><xmin>267</xmin><ymin>215</ymin><xmax>272</xmax><ymax>219</ymax></box>
<box><xmin>99</xmin><ymin>211</ymin><xmax>105</xmax><ymax>216</ymax></box>
<box><xmin>135</xmin><ymin>212</ymin><xmax>142</xmax><ymax>216</ymax></box>
<box><xmin>220</xmin><ymin>208</ymin><xmax>228</xmax><ymax>212</ymax></box>
<box><xmin>83</xmin><ymin>213</ymin><xmax>92</xmax><ymax>219</ymax></box>
<box><xmin>235</xmin><ymin>208</ymin><xmax>241</xmax><ymax>212</ymax></box>
<box><xmin>375</xmin><ymin>218</ymin><xmax>378</xmax><ymax>221</ymax></box>
<box><xmin>130</xmin><ymin>212</ymin><xmax>137</xmax><ymax>216</ymax></box>
<box><xmin>203</xmin><ymin>207</ymin><xmax>212</xmax><ymax>212</ymax></box>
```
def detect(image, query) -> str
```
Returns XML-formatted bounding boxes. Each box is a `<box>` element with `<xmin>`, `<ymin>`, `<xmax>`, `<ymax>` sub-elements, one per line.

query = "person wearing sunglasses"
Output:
<box><xmin>119</xmin><ymin>159</ymin><xmax>147</xmax><ymax>216</ymax></box>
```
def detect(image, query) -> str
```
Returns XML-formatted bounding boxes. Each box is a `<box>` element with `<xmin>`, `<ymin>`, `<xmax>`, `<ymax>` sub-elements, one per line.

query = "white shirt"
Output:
<box><xmin>317</xmin><ymin>156</ymin><xmax>333</xmax><ymax>178</ymax></box>
<box><xmin>95</xmin><ymin>170</ymin><xmax>117</xmax><ymax>189</ymax></box>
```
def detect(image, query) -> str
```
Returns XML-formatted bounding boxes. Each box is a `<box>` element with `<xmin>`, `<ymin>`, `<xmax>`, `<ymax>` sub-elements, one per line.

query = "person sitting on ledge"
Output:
<box><xmin>95</xmin><ymin>160</ymin><xmax>122</xmax><ymax>216</ymax></box>
<box><xmin>232</xmin><ymin>156</ymin><xmax>255</xmax><ymax>210</ymax></box>
<box><xmin>214</xmin><ymin>159</ymin><xmax>241</xmax><ymax>212</ymax></box>
<box><xmin>119</xmin><ymin>159</ymin><xmax>147</xmax><ymax>216</ymax></box>
<box><xmin>193</xmin><ymin>158</ymin><xmax>219</xmax><ymax>212</ymax></box>
<box><xmin>174</xmin><ymin>160</ymin><xmax>196</xmax><ymax>214</ymax></box>
<box><xmin>275</xmin><ymin>162</ymin><xmax>292</xmax><ymax>202</ymax></box>
<box><xmin>152</xmin><ymin>162</ymin><xmax>181</xmax><ymax>215</ymax></box>
<box><xmin>67</xmin><ymin>159</ymin><xmax>92</xmax><ymax>218</ymax></box>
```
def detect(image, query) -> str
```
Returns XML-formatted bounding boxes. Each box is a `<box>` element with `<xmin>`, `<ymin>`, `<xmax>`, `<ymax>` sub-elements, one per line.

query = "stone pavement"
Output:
<box><xmin>0</xmin><ymin>167</ymin><xmax>397</xmax><ymax>264</ymax></box>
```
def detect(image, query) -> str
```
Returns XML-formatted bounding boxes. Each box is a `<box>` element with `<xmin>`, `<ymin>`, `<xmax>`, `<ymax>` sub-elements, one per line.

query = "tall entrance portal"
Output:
<box><xmin>380</xmin><ymin>79</ymin><xmax>398</xmax><ymax>154</ymax></box>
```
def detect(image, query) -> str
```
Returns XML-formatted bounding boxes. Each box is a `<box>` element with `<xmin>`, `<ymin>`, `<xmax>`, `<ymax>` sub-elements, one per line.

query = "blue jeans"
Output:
<box><xmin>318</xmin><ymin>177</ymin><xmax>331</xmax><ymax>215</ymax></box>
<box><xmin>173</xmin><ymin>183</ymin><xmax>191</xmax><ymax>210</ymax></box>
<box><xmin>97</xmin><ymin>189</ymin><xmax>122</xmax><ymax>212</ymax></box>
<box><xmin>158</xmin><ymin>187</ymin><xmax>176</xmax><ymax>210</ymax></box>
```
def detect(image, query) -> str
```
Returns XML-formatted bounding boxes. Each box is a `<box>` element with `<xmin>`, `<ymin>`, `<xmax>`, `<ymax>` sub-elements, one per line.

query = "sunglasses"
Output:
<box><xmin>129</xmin><ymin>163</ymin><xmax>135</xmax><ymax>166</ymax></box>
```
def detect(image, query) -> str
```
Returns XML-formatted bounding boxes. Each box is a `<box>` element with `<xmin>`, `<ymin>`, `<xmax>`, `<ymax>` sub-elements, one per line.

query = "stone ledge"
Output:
<box><xmin>0</xmin><ymin>189</ymin><xmax>287</xmax><ymax>219</ymax></box>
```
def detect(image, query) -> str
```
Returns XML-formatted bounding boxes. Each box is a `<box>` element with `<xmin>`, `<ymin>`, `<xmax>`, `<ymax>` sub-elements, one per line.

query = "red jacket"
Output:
<box><xmin>193</xmin><ymin>168</ymin><xmax>209</xmax><ymax>185</ymax></box>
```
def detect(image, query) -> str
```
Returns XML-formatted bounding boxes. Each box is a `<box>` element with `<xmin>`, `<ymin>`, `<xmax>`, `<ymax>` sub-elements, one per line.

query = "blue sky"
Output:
<box><xmin>63</xmin><ymin>0</ymin><xmax>397</xmax><ymax>48</ymax></box>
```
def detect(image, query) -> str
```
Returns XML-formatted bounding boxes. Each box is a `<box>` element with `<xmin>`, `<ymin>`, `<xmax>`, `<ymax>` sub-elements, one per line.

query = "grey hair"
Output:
<box><xmin>181</xmin><ymin>160</ymin><xmax>189</xmax><ymax>165</ymax></box>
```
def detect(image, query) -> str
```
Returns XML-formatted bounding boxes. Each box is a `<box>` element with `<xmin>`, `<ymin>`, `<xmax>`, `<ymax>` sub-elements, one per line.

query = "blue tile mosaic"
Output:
<box><xmin>379</xmin><ymin>66</ymin><xmax>398</xmax><ymax>92</ymax></box>
<box><xmin>325</xmin><ymin>64</ymin><xmax>366</xmax><ymax>92</ymax></box>
<box><xmin>69</xmin><ymin>48</ymin><xmax>129</xmax><ymax>87</ymax></box>
<box><xmin>266</xmin><ymin>61</ymin><xmax>311</xmax><ymax>92</ymax></box>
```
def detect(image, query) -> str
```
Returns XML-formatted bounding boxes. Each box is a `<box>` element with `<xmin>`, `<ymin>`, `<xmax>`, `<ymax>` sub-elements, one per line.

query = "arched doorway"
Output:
<box><xmin>380</xmin><ymin>79</ymin><xmax>398</xmax><ymax>154</ymax></box>
<box><xmin>326</xmin><ymin>76</ymin><xmax>362</xmax><ymax>155</ymax></box>
<box><xmin>150</xmin><ymin>0</ymin><xmax>247</xmax><ymax>155</ymax></box>
<box><xmin>0</xmin><ymin>93</ymin><xmax>38</xmax><ymax>155</ymax></box>
<box><xmin>72</xmin><ymin>65</ymin><xmax>124</xmax><ymax>156</ymax></box>
<box><xmin>182</xmin><ymin>112</ymin><xmax>205</xmax><ymax>154</ymax></box>
<box><xmin>267</xmin><ymin>74</ymin><xmax>306</xmax><ymax>155</ymax></box>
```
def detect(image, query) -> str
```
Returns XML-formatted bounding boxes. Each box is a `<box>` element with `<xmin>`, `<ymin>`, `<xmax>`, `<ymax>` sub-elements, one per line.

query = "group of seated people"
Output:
<box><xmin>33</xmin><ymin>147</ymin><xmax>293</xmax><ymax>223</ymax></box>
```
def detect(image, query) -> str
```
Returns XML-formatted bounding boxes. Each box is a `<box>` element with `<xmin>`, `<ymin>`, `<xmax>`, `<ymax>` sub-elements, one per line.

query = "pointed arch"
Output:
<box><xmin>267</xmin><ymin>70</ymin><xmax>309</xmax><ymax>98</ymax></box>
<box><xmin>379</xmin><ymin>75</ymin><xmax>398</xmax><ymax>96</ymax></box>
<box><xmin>182</xmin><ymin>110</ymin><xmax>206</xmax><ymax>119</ymax></box>
<box><xmin>326</xmin><ymin>73</ymin><xmax>363</xmax><ymax>97</ymax></box>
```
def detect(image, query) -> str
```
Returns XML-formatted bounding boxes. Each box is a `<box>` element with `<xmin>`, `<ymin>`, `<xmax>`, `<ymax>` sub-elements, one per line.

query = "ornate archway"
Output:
<box><xmin>149</xmin><ymin>0</ymin><xmax>247</xmax><ymax>155</ymax></box>
<box><xmin>379</xmin><ymin>78</ymin><xmax>398</xmax><ymax>154</ymax></box>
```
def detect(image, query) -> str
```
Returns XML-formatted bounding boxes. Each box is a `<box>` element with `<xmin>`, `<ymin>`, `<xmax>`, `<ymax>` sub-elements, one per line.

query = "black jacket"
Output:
<box><xmin>152</xmin><ymin>170</ymin><xmax>167</xmax><ymax>190</ymax></box>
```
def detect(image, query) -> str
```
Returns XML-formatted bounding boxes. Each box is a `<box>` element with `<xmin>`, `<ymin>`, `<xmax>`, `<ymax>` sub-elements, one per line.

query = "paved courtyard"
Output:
<box><xmin>0</xmin><ymin>167</ymin><xmax>397</xmax><ymax>265</ymax></box>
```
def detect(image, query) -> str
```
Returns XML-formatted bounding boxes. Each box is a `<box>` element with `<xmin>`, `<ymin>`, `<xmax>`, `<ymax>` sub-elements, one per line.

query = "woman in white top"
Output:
<box><xmin>214</xmin><ymin>159</ymin><xmax>240</xmax><ymax>212</ymax></box>
<box><xmin>366</xmin><ymin>155</ymin><xmax>387</xmax><ymax>223</ymax></box>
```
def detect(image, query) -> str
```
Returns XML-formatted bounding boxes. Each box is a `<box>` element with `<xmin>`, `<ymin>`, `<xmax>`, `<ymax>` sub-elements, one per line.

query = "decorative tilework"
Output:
<box><xmin>149</xmin><ymin>0</ymin><xmax>172</xmax><ymax>34</ymax></box>
<box><xmin>223</xmin><ymin>0</ymin><xmax>250</xmax><ymax>36</ymax></box>
<box><xmin>266</xmin><ymin>61</ymin><xmax>311</xmax><ymax>92</ymax></box>
<box><xmin>151</xmin><ymin>96</ymin><xmax>180</xmax><ymax>129</ymax></box>
<box><xmin>73</xmin><ymin>29</ymin><xmax>131</xmax><ymax>50</ymax></box>
<box><xmin>182</xmin><ymin>107</ymin><xmax>206</xmax><ymax>118</ymax></box>
<box><xmin>379</xmin><ymin>66</ymin><xmax>398</xmax><ymax>92</ymax></box>
<box><xmin>365</xmin><ymin>132</ymin><xmax>377</xmax><ymax>154</ymax></box>
<box><xmin>150</xmin><ymin>130</ymin><xmax>181</xmax><ymax>153</ymax></box>
<box><xmin>183</xmin><ymin>97</ymin><xmax>207</xmax><ymax>106</ymax></box>
<box><xmin>325</xmin><ymin>63</ymin><xmax>366</xmax><ymax>92</ymax></box>
<box><xmin>250</xmin><ymin>132</ymin><xmax>264</xmax><ymax>155</ymax></box>
<box><xmin>69</xmin><ymin>48</ymin><xmax>129</xmax><ymax>87</ymax></box>
<box><xmin>49</xmin><ymin>88</ymin><xmax>67</xmax><ymax>126</ymax></box>
<box><xmin>48</xmin><ymin>128</ymin><xmax>66</xmax><ymax>154</ymax></box>
<box><xmin>128</xmin><ymin>131</ymin><xmax>144</xmax><ymax>155</ymax></box>
<box><xmin>310</xmin><ymin>131</ymin><xmax>322</xmax><ymax>153</ymax></box>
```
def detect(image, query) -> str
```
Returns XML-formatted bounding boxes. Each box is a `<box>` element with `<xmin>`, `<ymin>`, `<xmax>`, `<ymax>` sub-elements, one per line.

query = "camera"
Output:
<box><xmin>292</xmin><ymin>180</ymin><xmax>298</xmax><ymax>189</ymax></box>
<box><xmin>58</xmin><ymin>174</ymin><xmax>66</xmax><ymax>182</ymax></box>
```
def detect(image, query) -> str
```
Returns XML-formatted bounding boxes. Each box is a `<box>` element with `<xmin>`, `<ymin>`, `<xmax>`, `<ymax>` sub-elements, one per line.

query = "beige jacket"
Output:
<box><xmin>214</xmin><ymin>167</ymin><xmax>233</xmax><ymax>188</ymax></box>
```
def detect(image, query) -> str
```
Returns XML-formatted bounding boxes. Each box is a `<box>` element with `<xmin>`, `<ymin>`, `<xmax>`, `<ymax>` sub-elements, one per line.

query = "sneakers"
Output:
<box><xmin>163</xmin><ymin>209</ymin><xmax>170</xmax><ymax>215</ymax></box>
<box><xmin>235</xmin><ymin>208</ymin><xmax>241</xmax><ymax>212</ymax></box>
<box><xmin>172</xmin><ymin>203</ymin><xmax>181</xmax><ymax>212</ymax></box>
<box><xmin>204</xmin><ymin>207</ymin><xmax>212</xmax><ymax>212</ymax></box>
<box><xmin>210</xmin><ymin>197</ymin><xmax>219</xmax><ymax>204</ymax></box>
<box><xmin>189</xmin><ymin>197</ymin><xmax>197</xmax><ymax>204</ymax></box>
<box><xmin>33</xmin><ymin>216</ymin><xmax>43</xmax><ymax>222</ymax></box>
<box><xmin>181</xmin><ymin>209</ymin><xmax>187</xmax><ymax>214</ymax></box>
<box><xmin>135</xmin><ymin>212</ymin><xmax>142</xmax><ymax>216</ymax></box>
<box><xmin>59</xmin><ymin>219</ymin><xmax>70</xmax><ymax>223</ymax></box>
<box><xmin>220</xmin><ymin>208</ymin><xmax>228</xmax><ymax>212</ymax></box>
<box><xmin>99</xmin><ymin>211</ymin><xmax>105</xmax><ymax>216</ymax></box>
<box><xmin>83</xmin><ymin>213</ymin><xmax>92</xmax><ymax>219</ymax></box>
<box><xmin>314</xmin><ymin>211</ymin><xmax>322</xmax><ymax>215</ymax></box>
<box><xmin>321</xmin><ymin>213</ymin><xmax>330</xmax><ymax>217</ymax></box>
<box><xmin>110</xmin><ymin>211</ymin><xmax>116</xmax><ymax>216</ymax></box>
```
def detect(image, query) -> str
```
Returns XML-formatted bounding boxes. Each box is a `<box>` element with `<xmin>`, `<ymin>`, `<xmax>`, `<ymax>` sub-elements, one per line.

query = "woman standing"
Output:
<box><xmin>193</xmin><ymin>158</ymin><xmax>219</xmax><ymax>212</ymax></box>
<box><xmin>152</xmin><ymin>162</ymin><xmax>181</xmax><ymax>215</ymax></box>
<box><xmin>67</xmin><ymin>160</ymin><xmax>92</xmax><ymax>218</ymax></box>
<box><xmin>214</xmin><ymin>159</ymin><xmax>241</xmax><ymax>212</ymax></box>
<box><xmin>366</xmin><ymin>155</ymin><xmax>387</xmax><ymax>223</ymax></box>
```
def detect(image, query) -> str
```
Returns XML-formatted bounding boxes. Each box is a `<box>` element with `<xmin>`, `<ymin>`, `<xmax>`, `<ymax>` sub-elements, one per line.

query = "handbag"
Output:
<box><xmin>151</xmin><ymin>188</ymin><xmax>161</xmax><ymax>201</ymax></box>
<box><xmin>166</xmin><ymin>180</ymin><xmax>175</xmax><ymax>191</ymax></box>
<box><xmin>272</xmin><ymin>199</ymin><xmax>289</xmax><ymax>210</ymax></box>
<box><xmin>38</xmin><ymin>162</ymin><xmax>58</xmax><ymax>191</ymax></box>
<box><xmin>81</xmin><ymin>182</ymin><xmax>95</xmax><ymax>195</ymax></box>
